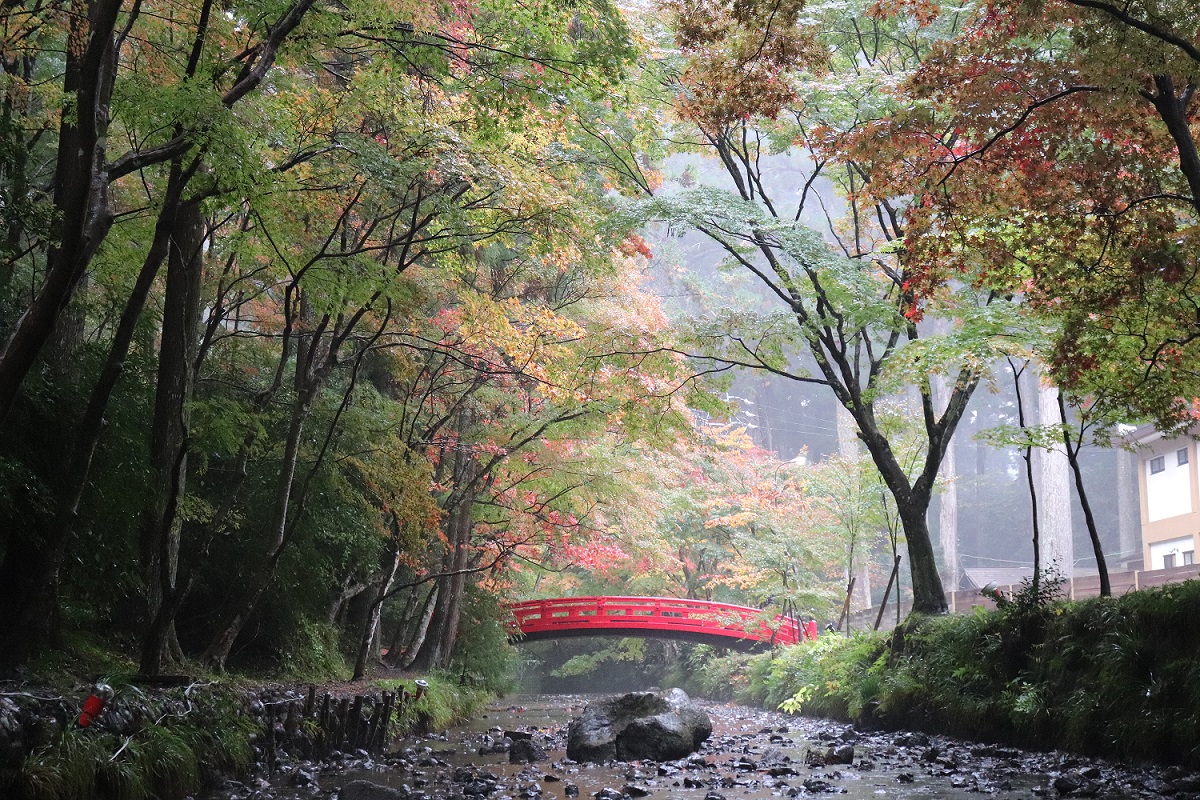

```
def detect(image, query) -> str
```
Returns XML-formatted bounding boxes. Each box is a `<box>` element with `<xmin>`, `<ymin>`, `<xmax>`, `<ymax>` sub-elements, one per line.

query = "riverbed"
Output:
<box><xmin>209</xmin><ymin>694</ymin><xmax>1200</xmax><ymax>800</ymax></box>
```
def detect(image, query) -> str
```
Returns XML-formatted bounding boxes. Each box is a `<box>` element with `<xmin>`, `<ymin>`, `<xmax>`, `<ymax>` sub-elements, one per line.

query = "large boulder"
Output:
<box><xmin>566</xmin><ymin>689</ymin><xmax>712</xmax><ymax>763</ymax></box>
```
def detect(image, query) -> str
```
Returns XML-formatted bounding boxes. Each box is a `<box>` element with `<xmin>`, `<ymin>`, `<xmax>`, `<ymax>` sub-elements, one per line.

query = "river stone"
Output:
<box><xmin>566</xmin><ymin>690</ymin><xmax>712</xmax><ymax>763</ymax></box>
<box><xmin>510</xmin><ymin>738</ymin><xmax>546</xmax><ymax>763</ymax></box>
<box><xmin>340</xmin><ymin>779</ymin><xmax>409</xmax><ymax>800</ymax></box>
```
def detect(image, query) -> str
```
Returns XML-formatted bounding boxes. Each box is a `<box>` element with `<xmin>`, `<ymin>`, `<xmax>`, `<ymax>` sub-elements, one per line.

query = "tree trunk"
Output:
<box><xmin>382</xmin><ymin>583</ymin><xmax>422</xmax><ymax>666</ymax></box>
<box><xmin>0</xmin><ymin>0</ymin><xmax>122</xmax><ymax>424</ymax></box>
<box><xmin>410</xmin><ymin>494</ymin><xmax>473</xmax><ymax>671</ymax></box>
<box><xmin>1036</xmin><ymin>377</ymin><xmax>1073</xmax><ymax>576</ymax></box>
<box><xmin>855</xmin><ymin>405</ymin><xmax>956</xmax><ymax>615</ymax></box>
<box><xmin>139</xmin><ymin>197</ymin><xmax>205</xmax><ymax>675</ymax></box>
<box><xmin>0</xmin><ymin>159</ymin><xmax>190</xmax><ymax>668</ymax></box>
<box><xmin>1116</xmin><ymin>448</ymin><xmax>1141</xmax><ymax>569</ymax></box>
<box><xmin>201</xmin><ymin>384</ymin><xmax>317</xmax><ymax>670</ymax></box>
<box><xmin>933</xmin><ymin>375</ymin><xmax>959</xmax><ymax>591</ymax></box>
<box><xmin>400</xmin><ymin>585</ymin><xmax>439</xmax><ymax>670</ymax></box>
<box><xmin>896</xmin><ymin>497</ymin><xmax>945</xmax><ymax>614</ymax></box>
<box><xmin>1057</xmin><ymin>393</ymin><xmax>1111</xmax><ymax>596</ymax></box>
<box><xmin>1011</xmin><ymin>358</ymin><xmax>1041</xmax><ymax>594</ymax></box>
<box><xmin>352</xmin><ymin>534</ymin><xmax>403</xmax><ymax>681</ymax></box>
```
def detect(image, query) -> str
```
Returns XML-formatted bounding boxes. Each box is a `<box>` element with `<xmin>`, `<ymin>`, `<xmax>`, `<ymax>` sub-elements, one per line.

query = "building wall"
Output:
<box><xmin>1138</xmin><ymin>434</ymin><xmax>1200</xmax><ymax>569</ymax></box>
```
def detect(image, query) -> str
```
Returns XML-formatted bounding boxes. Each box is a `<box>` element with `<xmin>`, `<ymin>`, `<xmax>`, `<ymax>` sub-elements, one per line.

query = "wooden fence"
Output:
<box><xmin>259</xmin><ymin>685</ymin><xmax>423</xmax><ymax>765</ymax></box>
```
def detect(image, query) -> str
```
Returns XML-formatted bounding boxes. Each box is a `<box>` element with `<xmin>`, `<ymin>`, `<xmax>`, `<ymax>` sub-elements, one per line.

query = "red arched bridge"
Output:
<box><xmin>506</xmin><ymin>596</ymin><xmax>803</xmax><ymax>650</ymax></box>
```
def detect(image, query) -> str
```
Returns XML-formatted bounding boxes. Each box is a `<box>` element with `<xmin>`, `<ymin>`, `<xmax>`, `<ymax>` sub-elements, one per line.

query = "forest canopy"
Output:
<box><xmin>0</xmin><ymin>0</ymin><xmax>1195</xmax><ymax>678</ymax></box>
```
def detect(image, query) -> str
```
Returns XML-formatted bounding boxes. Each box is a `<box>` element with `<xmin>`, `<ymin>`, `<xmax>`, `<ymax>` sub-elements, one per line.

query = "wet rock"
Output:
<box><xmin>340</xmin><ymin>779</ymin><xmax>410</xmax><ymax>800</ymax></box>
<box><xmin>463</xmin><ymin>781</ymin><xmax>497</xmax><ymax>795</ymax></box>
<box><xmin>1054</xmin><ymin>774</ymin><xmax>1082</xmax><ymax>795</ymax></box>
<box><xmin>564</xmin><ymin>783</ymin><xmax>580</xmax><ymax>796</ymax></box>
<box><xmin>825</xmin><ymin>745</ymin><xmax>854</xmax><ymax>765</ymax></box>
<box><xmin>623</xmin><ymin>784</ymin><xmax>652</xmax><ymax>796</ymax></box>
<box><xmin>566</xmin><ymin>690</ymin><xmax>712</xmax><ymax>763</ymax></box>
<box><xmin>801</xmin><ymin>777</ymin><xmax>844</xmax><ymax>793</ymax></box>
<box><xmin>510</xmin><ymin>739</ymin><xmax>546</xmax><ymax>764</ymax></box>
<box><xmin>895</xmin><ymin>732</ymin><xmax>930</xmax><ymax>747</ymax></box>
<box><xmin>290</xmin><ymin>768</ymin><xmax>317</xmax><ymax>787</ymax></box>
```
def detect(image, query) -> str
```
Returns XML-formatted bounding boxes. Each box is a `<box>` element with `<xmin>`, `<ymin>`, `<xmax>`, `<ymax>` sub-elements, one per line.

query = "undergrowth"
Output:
<box><xmin>371</xmin><ymin>672</ymin><xmax>492</xmax><ymax>733</ymax></box>
<box><xmin>689</xmin><ymin>578</ymin><xmax>1200</xmax><ymax>768</ymax></box>
<box><xmin>4</xmin><ymin>688</ymin><xmax>259</xmax><ymax>800</ymax></box>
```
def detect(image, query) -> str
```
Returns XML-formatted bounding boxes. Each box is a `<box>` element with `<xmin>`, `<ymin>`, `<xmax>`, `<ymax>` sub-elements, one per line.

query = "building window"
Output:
<box><xmin>1150</xmin><ymin>456</ymin><xmax>1166</xmax><ymax>474</ymax></box>
<box><xmin>1164</xmin><ymin>553</ymin><xmax>1177</xmax><ymax>569</ymax></box>
<box><xmin>1180</xmin><ymin>448</ymin><xmax>1190</xmax><ymax>466</ymax></box>
<box><xmin>1186</xmin><ymin>551</ymin><xmax>1195</xmax><ymax>566</ymax></box>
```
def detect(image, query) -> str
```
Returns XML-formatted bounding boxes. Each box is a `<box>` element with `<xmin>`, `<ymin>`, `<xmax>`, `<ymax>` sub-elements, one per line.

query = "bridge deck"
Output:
<box><xmin>507</xmin><ymin>596</ymin><xmax>802</xmax><ymax>649</ymax></box>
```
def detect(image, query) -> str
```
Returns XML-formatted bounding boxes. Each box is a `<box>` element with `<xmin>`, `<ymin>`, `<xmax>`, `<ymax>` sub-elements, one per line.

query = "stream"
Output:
<box><xmin>209</xmin><ymin>694</ymin><xmax>1200</xmax><ymax>800</ymax></box>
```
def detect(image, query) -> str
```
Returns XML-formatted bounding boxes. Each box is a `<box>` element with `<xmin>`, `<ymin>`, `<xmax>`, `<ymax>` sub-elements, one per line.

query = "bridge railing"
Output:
<box><xmin>507</xmin><ymin>595</ymin><xmax>802</xmax><ymax>645</ymax></box>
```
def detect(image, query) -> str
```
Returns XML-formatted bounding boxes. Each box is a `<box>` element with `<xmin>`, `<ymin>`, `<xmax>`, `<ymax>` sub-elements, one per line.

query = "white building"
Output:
<box><xmin>1129</xmin><ymin>426</ymin><xmax>1198</xmax><ymax>570</ymax></box>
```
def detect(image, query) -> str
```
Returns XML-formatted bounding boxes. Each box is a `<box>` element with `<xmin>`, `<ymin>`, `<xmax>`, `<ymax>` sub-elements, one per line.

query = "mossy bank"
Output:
<box><xmin>686</xmin><ymin>579</ymin><xmax>1200</xmax><ymax>768</ymax></box>
<box><xmin>0</xmin><ymin>674</ymin><xmax>491</xmax><ymax>800</ymax></box>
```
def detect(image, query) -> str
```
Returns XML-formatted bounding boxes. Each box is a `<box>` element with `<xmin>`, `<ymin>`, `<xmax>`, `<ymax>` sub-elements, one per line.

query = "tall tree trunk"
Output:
<box><xmin>383</xmin><ymin>584</ymin><xmax>422</xmax><ymax>667</ymax></box>
<box><xmin>201</xmin><ymin>383</ymin><xmax>316</xmax><ymax>670</ymax></box>
<box><xmin>434</xmin><ymin>495</ymin><xmax>473</xmax><ymax>664</ymax></box>
<box><xmin>854</xmin><ymin>394</ymin><xmax>964</xmax><ymax>616</ymax></box>
<box><xmin>1116</xmin><ymin>448</ymin><xmax>1141</xmax><ymax>569</ymax></box>
<box><xmin>1010</xmin><ymin>358</ymin><xmax>1041</xmax><ymax>593</ymax></box>
<box><xmin>1036</xmin><ymin>375</ymin><xmax>1073</xmax><ymax>576</ymax></box>
<box><xmin>933</xmin><ymin>375</ymin><xmax>959</xmax><ymax>591</ymax></box>
<box><xmin>400</xmin><ymin>585</ymin><xmax>439</xmax><ymax>670</ymax></box>
<box><xmin>1057</xmin><ymin>393</ymin><xmax>1111</xmax><ymax>596</ymax></box>
<box><xmin>835</xmin><ymin>405</ymin><xmax>872</xmax><ymax>610</ymax></box>
<box><xmin>0</xmin><ymin>0</ymin><xmax>123</xmax><ymax>423</ymax></box>
<box><xmin>895</xmin><ymin>495</ymin><xmax>944</xmax><ymax>614</ymax></box>
<box><xmin>410</xmin><ymin>493</ymin><xmax>473</xmax><ymax>671</ymax></box>
<box><xmin>0</xmin><ymin>159</ymin><xmax>191</xmax><ymax>668</ymax></box>
<box><xmin>352</xmin><ymin>532</ymin><xmax>403</xmax><ymax>681</ymax></box>
<box><xmin>139</xmin><ymin>197</ymin><xmax>205</xmax><ymax>675</ymax></box>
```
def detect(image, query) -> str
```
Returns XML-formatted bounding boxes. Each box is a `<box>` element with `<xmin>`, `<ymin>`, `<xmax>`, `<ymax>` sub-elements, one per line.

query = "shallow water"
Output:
<box><xmin>328</xmin><ymin>694</ymin><xmax>1050</xmax><ymax>800</ymax></box>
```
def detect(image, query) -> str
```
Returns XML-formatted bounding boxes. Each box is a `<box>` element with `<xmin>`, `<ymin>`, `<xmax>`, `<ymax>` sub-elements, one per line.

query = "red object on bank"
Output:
<box><xmin>78</xmin><ymin>684</ymin><xmax>113</xmax><ymax>727</ymax></box>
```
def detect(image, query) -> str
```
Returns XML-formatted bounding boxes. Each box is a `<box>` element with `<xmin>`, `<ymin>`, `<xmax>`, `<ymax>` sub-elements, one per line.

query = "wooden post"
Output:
<box><xmin>375</xmin><ymin>692</ymin><xmax>395</xmax><ymax>751</ymax></box>
<box><xmin>348</xmin><ymin>695</ymin><xmax>365</xmax><ymax>750</ymax></box>
<box><xmin>874</xmin><ymin>556</ymin><xmax>901</xmax><ymax>631</ymax></box>
<box><xmin>364</xmin><ymin>695</ymin><xmax>379</xmax><ymax>753</ymax></box>
<box><xmin>285</xmin><ymin>700</ymin><xmax>299</xmax><ymax>735</ymax></box>
<box><xmin>336</xmin><ymin>697</ymin><xmax>350</xmax><ymax>750</ymax></box>
<box><xmin>305</xmin><ymin>685</ymin><xmax>316</xmax><ymax>717</ymax></box>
